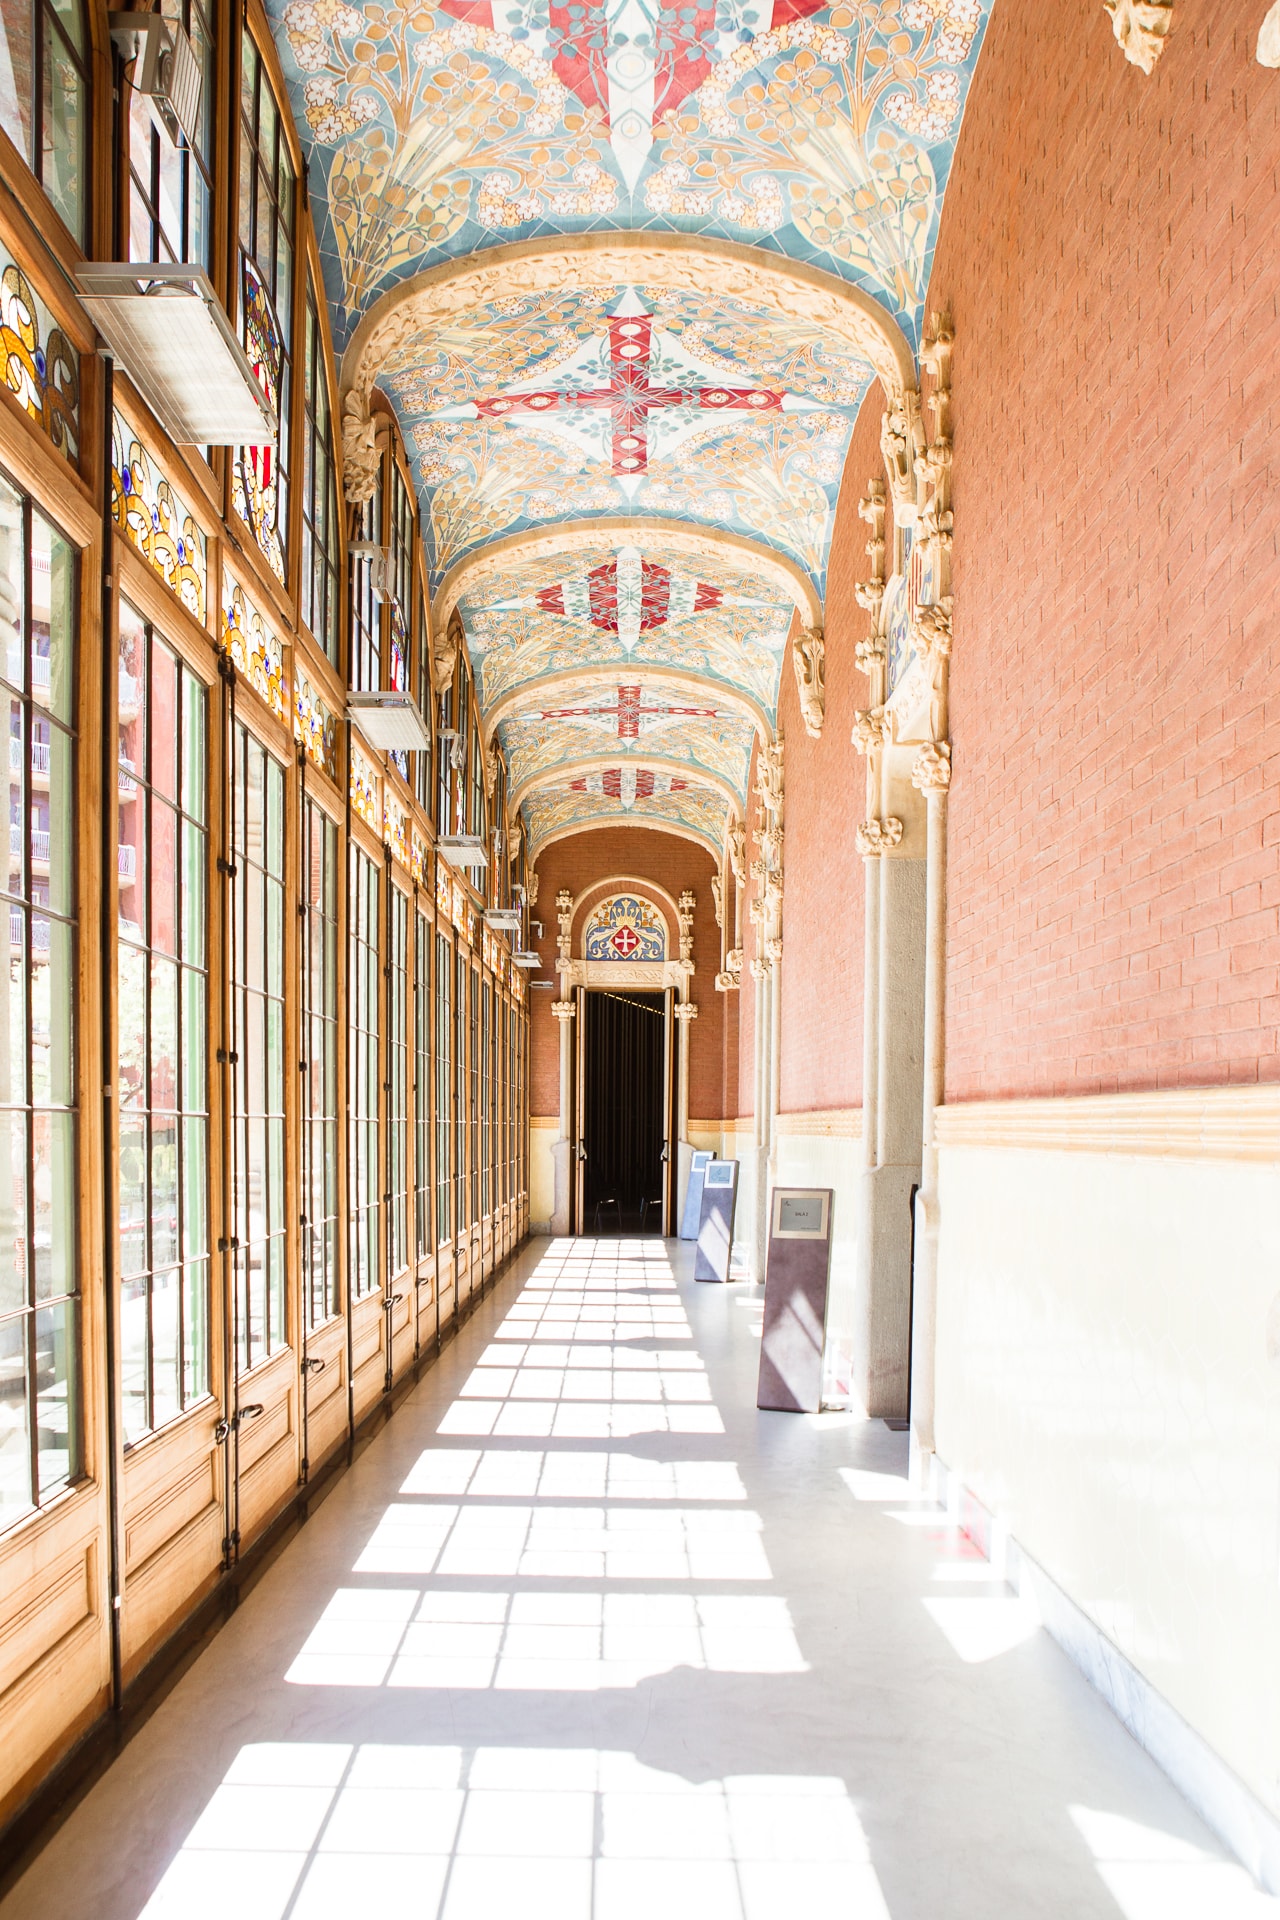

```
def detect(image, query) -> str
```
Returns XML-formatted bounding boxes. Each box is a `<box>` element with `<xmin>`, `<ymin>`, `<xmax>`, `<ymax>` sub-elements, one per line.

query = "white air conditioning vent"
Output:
<box><xmin>349</xmin><ymin>542</ymin><xmax>392</xmax><ymax>602</ymax></box>
<box><xmin>347</xmin><ymin>690</ymin><xmax>430</xmax><ymax>754</ymax></box>
<box><xmin>111</xmin><ymin>12</ymin><xmax>204</xmax><ymax>151</ymax></box>
<box><xmin>511</xmin><ymin>950</ymin><xmax>542</xmax><ymax>969</ymax></box>
<box><xmin>438</xmin><ymin>835</ymin><xmax>488</xmax><ymax>871</ymax></box>
<box><xmin>76</xmin><ymin>263</ymin><xmax>274</xmax><ymax>445</ymax></box>
<box><xmin>484</xmin><ymin>908</ymin><xmax>522</xmax><ymax>932</ymax></box>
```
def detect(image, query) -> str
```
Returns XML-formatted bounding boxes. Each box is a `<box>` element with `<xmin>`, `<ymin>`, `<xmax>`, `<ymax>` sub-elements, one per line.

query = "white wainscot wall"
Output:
<box><xmin>933</xmin><ymin>1121</ymin><xmax>1280</xmax><ymax>1821</ymax></box>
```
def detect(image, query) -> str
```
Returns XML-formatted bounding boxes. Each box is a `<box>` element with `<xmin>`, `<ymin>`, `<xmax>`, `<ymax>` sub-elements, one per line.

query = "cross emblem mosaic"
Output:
<box><xmin>538</xmin><ymin>684</ymin><xmax>719</xmax><ymax>738</ymax></box>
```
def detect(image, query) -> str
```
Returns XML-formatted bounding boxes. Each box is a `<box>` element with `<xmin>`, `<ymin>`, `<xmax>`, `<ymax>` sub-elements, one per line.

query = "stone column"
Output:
<box><xmin>909</xmin><ymin>743</ymin><xmax>951</xmax><ymax>1466</ymax></box>
<box><xmin>550</xmin><ymin>997</ymin><xmax>575</xmax><ymax>1236</ymax></box>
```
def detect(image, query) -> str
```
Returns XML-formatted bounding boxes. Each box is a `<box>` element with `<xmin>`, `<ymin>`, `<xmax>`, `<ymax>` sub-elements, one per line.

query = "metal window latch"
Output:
<box><xmin>301</xmin><ymin>1356</ymin><xmax>325</xmax><ymax>1375</ymax></box>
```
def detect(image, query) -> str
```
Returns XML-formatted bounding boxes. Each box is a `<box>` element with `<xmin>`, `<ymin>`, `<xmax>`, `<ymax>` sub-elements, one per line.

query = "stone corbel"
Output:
<box><xmin>716</xmin><ymin>948</ymin><xmax>742</xmax><ymax>993</ymax></box>
<box><xmin>727</xmin><ymin>822</ymin><xmax>746</xmax><ymax>888</ymax></box>
<box><xmin>550</xmin><ymin>1000</ymin><xmax>576</xmax><ymax>1021</ymax></box>
<box><xmin>526</xmin><ymin>870</ymin><xmax>540</xmax><ymax>909</ymax></box>
<box><xmin>880</xmin><ymin>390</ymin><xmax>924</xmax><ymax>522</ymax></box>
<box><xmin>760</xmin><ymin>820</ymin><xmax>783</xmax><ymax>869</ymax></box>
<box><xmin>341</xmin><ymin>386</ymin><xmax>380</xmax><ymax>505</ymax></box>
<box><xmin>856</xmin><ymin>817</ymin><xmax>904</xmax><ymax>856</ymax></box>
<box><xmin>434</xmin><ymin>607</ymin><xmax>462</xmax><ymax>696</ymax></box>
<box><xmin>792</xmin><ymin>627</ymin><xmax>825</xmax><ymax>740</ymax></box>
<box><xmin>1103</xmin><ymin>0</ymin><xmax>1174</xmax><ymax>72</ymax></box>
<box><xmin>711</xmin><ymin>872</ymin><xmax>723</xmax><ymax>930</ymax></box>
<box><xmin>855</xmin><ymin>636</ymin><xmax>887</xmax><ymax>675</ymax></box>
<box><xmin>673</xmin><ymin>1001</ymin><xmax>698</xmax><ymax>1023</ymax></box>
<box><xmin>484</xmin><ymin>742</ymin><xmax>501</xmax><ymax>798</ymax></box>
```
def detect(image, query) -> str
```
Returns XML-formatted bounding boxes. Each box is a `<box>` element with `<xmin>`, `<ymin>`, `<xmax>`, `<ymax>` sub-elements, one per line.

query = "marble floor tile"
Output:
<box><xmin>3</xmin><ymin>1236</ymin><xmax>1276</xmax><ymax>1920</ymax></box>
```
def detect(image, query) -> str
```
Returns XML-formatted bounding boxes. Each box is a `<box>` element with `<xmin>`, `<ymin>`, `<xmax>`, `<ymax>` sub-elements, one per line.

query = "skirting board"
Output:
<box><xmin>924</xmin><ymin>1451</ymin><xmax>1280</xmax><ymax>1896</ymax></box>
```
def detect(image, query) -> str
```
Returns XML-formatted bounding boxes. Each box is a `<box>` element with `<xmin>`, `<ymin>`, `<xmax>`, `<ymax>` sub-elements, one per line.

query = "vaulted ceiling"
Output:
<box><xmin>267</xmin><ymin>0</ymin><xmax>991</xmax><ymax>855</ymax></box>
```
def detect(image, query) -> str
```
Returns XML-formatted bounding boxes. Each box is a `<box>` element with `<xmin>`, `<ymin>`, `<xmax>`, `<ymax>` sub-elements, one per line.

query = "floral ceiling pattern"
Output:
<box><xmin>270</xmin><ymin>0</ymin><xmax>990</xmax><ymax>353</ymax></box>
<box><xmin>264</xmin><ymin>0</ymin><xmax>991</xmax><ymax>850</ymax></box>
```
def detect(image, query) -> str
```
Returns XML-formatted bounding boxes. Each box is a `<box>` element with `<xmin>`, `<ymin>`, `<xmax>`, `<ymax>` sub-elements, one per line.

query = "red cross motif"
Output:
<box><xmin>610</xmin><ymin>924</ymin><xmax>641</xmax><ymax>957</ymax></box>
<box><xmin>536</xmin><ymin>559</ymin><xmax>723</xmax><ymax>633</ymax></box>
<box><xmin>475</xmin><ymin>311</ymin><xmax>783</xmax><ymax>477</ymax></box>
<box><xmin>538</xmin><ymin>685</ymin><xmax>719</xmax><ymax>739</ymax></box>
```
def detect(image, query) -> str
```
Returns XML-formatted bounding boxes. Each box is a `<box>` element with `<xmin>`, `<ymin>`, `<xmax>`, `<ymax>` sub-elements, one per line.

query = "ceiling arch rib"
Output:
<box><xmin>483</xmin><ymin>665</ymin><xmax>772</xmax><ymax>751</ymax></box>
<box><xmin>434</xmin><ymin>517</ymin><xmax>822</xmax><ymax>636</ymax></box>
<box><xmin>510</xmin><ymin>752</ymin><xmax>743</xmax><ymax>818</ymax></box>
<box><xmin>522</xmin><ymin>787</ymin><xmax>730</xmax><ymax>865</ymax></box>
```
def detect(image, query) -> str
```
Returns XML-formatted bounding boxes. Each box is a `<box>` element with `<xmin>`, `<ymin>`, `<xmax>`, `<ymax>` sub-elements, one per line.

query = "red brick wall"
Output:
<box><xmin>776</xmin><ymin>386</ymin><xmax>884</xmax><ymax>1113</ymax></box>
<box><xmin>528</xmin><ymin>828</ymin><xmax>730</xmax><ymax>1119</ymax></box>
<box><xmin>931</xmin><ymin>0</ymin><xmax>1280</xmax><ymax>1098</ymax></box>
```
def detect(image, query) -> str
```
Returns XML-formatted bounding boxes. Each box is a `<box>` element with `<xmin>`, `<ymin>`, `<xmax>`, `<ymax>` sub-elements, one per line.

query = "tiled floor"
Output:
<box><xmin>5</xmin><ymin>1237</ymin><xmax>1276</xmax><ymax>1919</ymax></box>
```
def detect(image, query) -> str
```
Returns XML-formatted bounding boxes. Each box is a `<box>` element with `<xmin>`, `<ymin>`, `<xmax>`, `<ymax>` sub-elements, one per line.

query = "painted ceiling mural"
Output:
<box><xmin>269</xmin><ymin>0</ymin><xmax>990</xmax><ymax>355</ymax></box>
<box><xmin>458</xmin><ymin>538</ymin><xmax>795</xmax><ymax>715</ymax></box>
<box><xmin>264</xmin><ymin>0</ymin><xmax>992</xmax><ymax>848</ymax></box>
<box><xmin>383</xmin><ymin>282</ymin><xmax>875</xmax><ymax>582</ymax></box>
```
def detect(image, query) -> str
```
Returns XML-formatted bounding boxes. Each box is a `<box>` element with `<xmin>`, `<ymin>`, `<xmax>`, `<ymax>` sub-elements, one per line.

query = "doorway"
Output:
<box><xmin>579</xmin><ymin>990</ymin><xmax>668</xmax><ymax>1233</ymax></box>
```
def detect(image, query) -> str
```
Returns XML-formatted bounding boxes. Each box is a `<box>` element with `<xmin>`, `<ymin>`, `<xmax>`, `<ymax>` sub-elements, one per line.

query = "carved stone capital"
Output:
<box><xmin>555</xmin><ymin>889</ymin><xmax>572</xmax><ymax>912</ymax></box>
<box><xmin>1103</xmin><ymin>0</ymin><xmax>1174</xmax><ymax>72</ymax></box>
<box><xmin>433</xmin><ymin>607</ymin><xmax>462</xmax><ymax>696</ymax></box>
<box><xmin>855</xmin><ymin>637</ymin><xmax>887</xmax><ymax>674</ymax></box>
<box><xmin>851</xmin><ymin>708</ymin><xmax>890</xmax><ymax>756</ymax></box>
<box><xmin>854</xmin><ymin>579</ymin><xmax>885</xmax><ymax>614</ymax></box>
<box><xmin>526</xmin><ymin>871</ymin><xmax>539</xmax><ymax>909</ymax></box>
<box><xmin>673</xmin><ymin>1001</ymin><xmax>698</xmax><ymax>1022</ymax></box>
<box><xmin>749</xmin><ymin>957</ymin><xmax>770</xmax><ymax>981</ymax></box>
<box><xmin>715</xmin><ymin>971</ymin><xmax>740</xmax><ymax>993</ymax></box>
<box><xmin>856</xmin><ymin>817</ymin><xmax>904</xmax><ymax>857</ymax></box>
<box><xmin>765</xmin><ymin>935</ymin><xmax>783</xmax><ymax>964</ymax></box>
<box><xmin>755</xmin><ymin>737</ymin><xmax>784</xmax><ymax>817</ymax></box>
<box><xmin>550</xmin><ymin>1000</ymin><xmax>576</xmax><ymax>1021</ymax></box>
<box><xmin>911</xmin><ymin>742</ymin><xmax>952</xmax><ymax>793</ymax></box>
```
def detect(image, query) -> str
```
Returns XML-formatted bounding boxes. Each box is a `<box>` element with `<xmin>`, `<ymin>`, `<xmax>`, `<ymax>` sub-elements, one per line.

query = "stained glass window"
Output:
<box><xmin>301</xmin><ymin>798</ymin><xmax>339</xmax><ymax>1330</ymax></box>
<box><xmin>0</xmin><ymin>0</ymin><xmax>88</xmax><ymax>242</ymax></box>
<box><xmin>234</xmin><ymin>36</ymin><xmax>294</xmax><ymax>583</ymax></box>
<box><xmin>348</xmin><ymin>847</ymin><xmax>379</xmax><ymax>1300</ymax></box>
<box><xmin>127</xmin><ymin>0</ymin><xmax>214</xmax><ymax>270</ymax></box>
<box><xmin>229</xmin><ymin>723</ymin><xmax>286</xmax><ymax>1369</ymax></box>
<box><xmin>300</xmin><ymin>289</ymin><xmax>339</xmax><ymax>665</ymax></box>
<box><xmin>0</xmin><ymin>475</ymin><xmax>79</xmax><ymax>1524</ymax></box>
<box><xmin>116</xmin><ymin>602</ymin><xmax>209</xmax><ymax>1443</ymax></box>
<box><xmin>413</xmin><ymin>570</ymin><xmax>431</xmax><ymax>815</ymax></box>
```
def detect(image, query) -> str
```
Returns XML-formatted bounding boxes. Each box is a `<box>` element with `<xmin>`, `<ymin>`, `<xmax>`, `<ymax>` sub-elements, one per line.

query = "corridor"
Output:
<box><xmin>4</xmin><ymin>1240</ymin><xmax>1272</xmax><ymax>1920</ymax></box>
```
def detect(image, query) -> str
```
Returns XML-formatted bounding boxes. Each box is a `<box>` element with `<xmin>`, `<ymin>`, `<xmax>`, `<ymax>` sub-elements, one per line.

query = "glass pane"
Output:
<box><xmin>183</xmin><ymin>1115</ymin><xmax>206</xmax><ymax>1260</ymax></box>
<box><xmin>265</xmin><ymin>876</ymin><xmax>281</xmax><ymax>997</ymax></box>
<box><xmin>181</xmin><ymin>670</ymin><xmax>205</xmax><ymax>822</ymax></box>
<box><xmin>120</xmin><ymin>1273</ymin><xmax>148</xmax><ymax>1443</ymax></box>
<box><xmin>118</xmin><ymin>939</ymin><xmax>146</xmax><ymax>1109</ymax></box>
<box><xmin>42</xmin><ymin>722</ymin><xmax>73</xmax><ymax>919</ymax></box>
<box><xmin>150</xmin><ymin>1117</ymin><xmax>178</xmax><ymax>1270</ymax></box>
<box><xmin>0</xmin><ymin>1310</ymin><xmax>30</xmax><ymax>1521</ymax></box>
<box><xmin>30</xmin><ymin>913</ymin><xmax>74</xmax><ymax>1107</ymax></box>
<box><xmin>151</xmin><ymin>797</ymin><xmax>178</xmax><ymax>957</ymax></box>
<box><xmin>0</xmin><ymin>915</ymin><xmax>22</xmax><ymax>1106</ymax></box>
<box><xmin>266</xmin><ymin>756</ymin><xmax>283</xmax><ymax>876</ymax></box>
<box><xmin>118</xmin><ymin>1113</ymin><xmax>147</xmax><ymax>1279</ymax></box>
<box><xmin>0</xmin><ymin>1110</ymin><xmax>24</xmax><ymax>1313</ymax></box>
<box><xmin>183</xmin><ymin>1259</ymin><xmax>207</xmax><ymax>1404</ymax></box>
<box><xmin>150</xmin><ymin>953</ymin><xmax>177</xmax><ymax>1112</ymax></box>
<box><xmin>150</xmin><ymin>641</ymin><xmax>178</xmax><ymax>800</ymax></box>
<box><xmin>0</xmin><ymin>484</ymin><xmax>21</xmax><ymax>694</ymax></box>
<box><xmin>3</xmin><ymin>690</ymin><xmax>19</xmax><ymax>906</ymax></box>
<box><xmin>181</xmin><ymin>819</ymin><xmax>204</xmax><ymax>964</ymax></box>
<box><xmin>119</xmin><ymin>781</ymin><xmax>144</xmax><ymax>940</ymax></box>
<box><xmin>44</xmin><ymin>31</ymin><xmax>86</xmax><ymax>244</ymax></box>
<box><xmin>31</xmin><ymin>514</ymin><xmax>75</xmax><ymax>726</ymax></box>
<box><xmin>150</xmin><ymin>1268</ymin><xmax>180</xmax><ymax>1428</ymax></box>
<box><xmin>181</xmin><ymin>965</ymin><xmax>205</xmax><ymax>1113</ymax></box>
<box><xmin>32</xmin><ymin>1109</ymin><xmax>75</xmax><ymax>1301</ymax></box>
<box><xmin>34</xmin><ymin>1296</ymin><xmax>75</xmax><ymax>1494</ymax></box>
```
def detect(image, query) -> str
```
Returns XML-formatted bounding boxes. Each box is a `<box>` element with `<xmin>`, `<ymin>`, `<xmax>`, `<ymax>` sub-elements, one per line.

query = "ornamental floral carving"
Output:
<box><xmin>911</xmin><ymin>742</ymin><xmax>952</xmax><ymax>793</ymax></box>
<box><xmin>1103</xmin><ymin>0</ymin><xmax>1175</xmax><ymax>72</ymax></box>
<box><xmin>755</xmin><ymin>737</ymin><xmax>784</xmax><ymax>817</ymax></box>
<box><xmin>727</xmin><ymin>822</ymin><xmax>747</xmax><ymax>887</ymax></box>
<box><xmin>856</xmin><ymin>817</ymin><xmax>904</xmax><ymax>855</ymax></box>
<box><xmin>851</xmin><ymin>708</ymin><xmax>890</xmax><ymax>756</ymax></box>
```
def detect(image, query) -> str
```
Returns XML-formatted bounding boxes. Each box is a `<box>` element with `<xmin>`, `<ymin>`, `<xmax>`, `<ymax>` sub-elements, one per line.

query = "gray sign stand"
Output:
<box><xmin>757</xmin><ymin>1188</ymin><xmax>834</xmax><ymax>1411</ymax></box>
<box><xmin>694</xmin><ymin>1159</ymin><xmax>738</xmax><ymax>1283</ymax></box>
<box><xmin>680</xmin><ymin>1149</ymin><xmax>716</xmax><ymax>1240</ymax></box>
